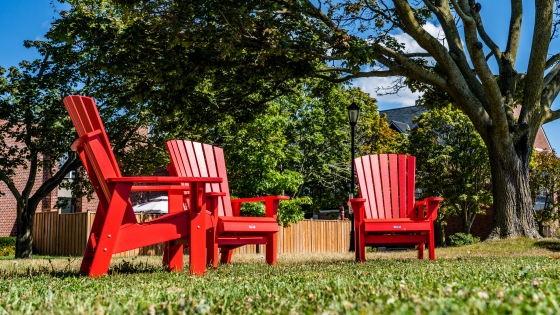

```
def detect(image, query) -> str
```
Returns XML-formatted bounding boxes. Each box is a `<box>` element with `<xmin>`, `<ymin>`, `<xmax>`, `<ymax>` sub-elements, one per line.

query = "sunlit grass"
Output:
<box><xmin>0</xmin><ymin>238</ymin><xmax>559</xmax><ymax>314</ymax></box>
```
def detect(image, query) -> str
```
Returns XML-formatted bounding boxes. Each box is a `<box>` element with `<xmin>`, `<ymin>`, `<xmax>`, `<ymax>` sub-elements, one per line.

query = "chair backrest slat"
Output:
<box><xmin>397</xmin><ymin>155</ymin><xmax>407</xmax><ymax>218</ymax></box>
<box><xmin>378</xmin><ymin>154</ymin><xmax>392</xmax><ymax>218</ymax></box>
<box><xmin>389</xmin><ymin>154</ymin><xmax>399</xmax><ymax>218</ymax></box>
<box><xmin>356</xmin><ymin>157</ymin><xmax>375</xmax><ymax>219</ymax></box>
<box><xmin>355</xmin><ymin>154</ymin><xmax>416</xmax><ymax>219</ymax></box>
<box><xmin>407</xmin><ymin>156</ymin><xmax>416</xmax><ymax>218</ymax></box>
<box><xmin>370</xmin><ymin>155</ymin><xmax>384</xmax><ymax>218</ymax></box>
<box><xmin>63</xmin><ymin>96</ymin><xmax>121</xmax><ymax>203</ymax></box>
<box><xmin>184</xmin><ymin>142</ymin><xmax>200</xmax><ymax>177</ymax></box>
<box><xmin>167</xmin><ymin>140</ymin><xmax>233</xmax><ymax>217</ymax></box>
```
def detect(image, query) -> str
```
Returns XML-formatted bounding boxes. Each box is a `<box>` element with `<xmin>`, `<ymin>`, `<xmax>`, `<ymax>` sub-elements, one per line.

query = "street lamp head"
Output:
<box><xmin>347</xmin><ymin>101</ymin><xmax>361</xmax><ymax>126</ymax></box>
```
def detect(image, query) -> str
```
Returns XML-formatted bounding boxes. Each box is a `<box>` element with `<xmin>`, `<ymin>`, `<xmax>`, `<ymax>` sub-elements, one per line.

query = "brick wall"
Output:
<box><xmin>0</xmin><ymin>154</ymin><xmax>53</xmax><ymax>237</ymax></box>
<box><xmin>445</xmin><ymin>207</ymin><xmax>495</xmax><ymax>243</ymax></box>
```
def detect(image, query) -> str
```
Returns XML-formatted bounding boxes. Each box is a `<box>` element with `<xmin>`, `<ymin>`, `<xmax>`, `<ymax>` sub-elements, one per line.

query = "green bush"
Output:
<box><xmin>0</xmin><ymin>237</ymin><xmax>16</xmax><ymax>256</ymax></box>
<box><xmin>449</xmin><ymin>232</ymin><xmax>480</xmax><ymax>247</ymax></box>
<box><xmin>239</xmin><ymin>197</ymin><xmax>311</xmax><ymax>227</ymax></box>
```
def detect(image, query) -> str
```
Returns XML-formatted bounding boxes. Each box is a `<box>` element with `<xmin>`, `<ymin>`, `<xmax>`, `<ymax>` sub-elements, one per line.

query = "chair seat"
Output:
<box><xmin>364</xmin><ymin>218</ymin><xmax>432</xmax><ymax>232</ymax></box>
<box><xmin>218</xmin><ymin>216</ymin><xmax>278</xmax><ymax>235</ymax></box>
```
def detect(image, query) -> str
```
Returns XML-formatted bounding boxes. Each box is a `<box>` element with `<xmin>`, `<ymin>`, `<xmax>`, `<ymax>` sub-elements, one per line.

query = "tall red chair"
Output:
<box><xmin>63</xmin><ymin>96</ymin><xmax>221</xmax><ymax>276</ymax></box>
<box><xmin>349</xmin><ymin>154</ymin><xmax>443</xmax><ymax>261</ymax></box>
<box><xmin>166</xmin><ymin>140</ymin><xmax>289</xmax><ymax>267</ymax></box>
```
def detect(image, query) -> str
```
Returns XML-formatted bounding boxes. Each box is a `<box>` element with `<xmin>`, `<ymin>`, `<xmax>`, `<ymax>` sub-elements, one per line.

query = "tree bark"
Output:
<box><xmin>487</xmin><ymin>145</ymin><xmax>541</xmax><ymax>239</ymax></box>
<box><xmin>15</xmin><ymin>201</ymin><xmax>37</xmax><ymax>258</ymax></box>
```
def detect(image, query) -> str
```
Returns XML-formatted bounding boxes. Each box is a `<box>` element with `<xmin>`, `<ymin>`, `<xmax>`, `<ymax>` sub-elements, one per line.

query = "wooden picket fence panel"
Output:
<box><xmin>33</xmin><ymin>211</ymin><xmax>351</xmax><ymax>256</ymax></box>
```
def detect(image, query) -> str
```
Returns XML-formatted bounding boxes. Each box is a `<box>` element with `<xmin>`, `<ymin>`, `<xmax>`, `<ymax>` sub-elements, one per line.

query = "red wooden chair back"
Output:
<box><xmin>354</xmin><ymin>154</ymin><xmax>419</xmax><ymax>220</ymax></box>
<box><xmin>63</xmin><ymin>95</ymin><xmax>136</xmax><ymax>224</ymax></box>
<box><xmin>166</xmin><ymin>140</ymin><xmax>233</xmax><ymax>217</ymax></box>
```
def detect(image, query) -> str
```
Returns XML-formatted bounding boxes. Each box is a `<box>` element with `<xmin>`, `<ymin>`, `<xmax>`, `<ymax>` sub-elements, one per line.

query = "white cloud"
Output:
<box><xmin>353</xmin><ymin>77</ymin><xmax>421</xmax><ymax>109</ymax></box>
<box><xmin>392</xmin><ymin>22</ymin><xmax>448</xmax><ymax>53</ymax></box>
<box><xmin>352</xmin><ymin>22</ymin><xmax>446</xmax><ymax>109</ymax></box>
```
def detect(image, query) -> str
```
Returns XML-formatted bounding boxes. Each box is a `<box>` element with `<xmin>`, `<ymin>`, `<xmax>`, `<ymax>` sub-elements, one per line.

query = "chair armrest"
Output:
<box><xmin>349</xmin><ymin>198</ymin><xmax>366</xmax><ymax>222</ymax></box>
<box><xmin>106</xmin><ymin>176</ymin><xmax>222</xmax><ymax>184</ymax></box>
<box><xmin>230</xmin><ymin>196</ymin><xmax>290</xmax><ymax>218</ymax></box>
<box><xmin>421</xmin><ymin>197</ymin><xmax>444</xmax><ymax>221</ymax></box>
<box><xmin>70</xmin><ymin>130</ymin><xmax>103</xmax><ymax>151</ymax></box>
<box><xmin>231</xmin><ymin>196</ymin><xmax>290</xmax><ymax>204</ymax></box>
<box><xmin>208</xmin><ymin>192</ymin><xmax>227</xmax><ymax>197</ymax></box>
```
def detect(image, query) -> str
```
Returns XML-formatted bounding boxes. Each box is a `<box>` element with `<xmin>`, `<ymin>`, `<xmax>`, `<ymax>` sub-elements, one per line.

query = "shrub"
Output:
<box><xmin>449</xmin><ymin>233</ymin><xmax>480</xmax><ymax>247</ymax></box>
<box><xmin>240</xmin><ymin>197</ymin><xmax>311</xmax><ymax>227</ymax></box>
<box><xmin>0</xmin><ymin>237</ymin><xmax>16</xmax><ymax>256</ymax></box>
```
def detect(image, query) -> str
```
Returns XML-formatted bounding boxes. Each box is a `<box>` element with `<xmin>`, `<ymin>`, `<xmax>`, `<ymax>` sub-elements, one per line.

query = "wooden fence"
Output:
<box><xmin>33</xmin><ymin>211</ymin><xmax>351</xmax><ymax>257</ymax></box>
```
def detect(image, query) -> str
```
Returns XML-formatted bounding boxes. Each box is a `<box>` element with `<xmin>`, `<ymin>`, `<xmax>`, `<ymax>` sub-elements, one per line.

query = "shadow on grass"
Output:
<box><xmin>534</xmin><ymin>240</ymin><xmax>560</xmax><ymax>252</ymax></box>
<box><xmin>0</xmin><ymin>258</ymin><xmax>166</xmax><ymax>279</ymax></box>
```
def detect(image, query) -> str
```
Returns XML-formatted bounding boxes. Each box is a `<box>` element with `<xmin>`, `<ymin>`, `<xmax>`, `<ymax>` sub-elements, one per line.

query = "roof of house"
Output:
<box><xmin>380</xmin><ymin>106</ymin><xmax>426</xmax><ymax>134</ymax></box>
<box><xmin>381</xmin><ymin>106</ymin><xmax>552</xmax><ymax>151</ymax></box>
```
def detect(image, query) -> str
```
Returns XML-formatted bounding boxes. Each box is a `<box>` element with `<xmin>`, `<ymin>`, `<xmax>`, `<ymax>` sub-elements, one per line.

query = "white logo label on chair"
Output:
<box><xmin>393</xmin><ymin>226</ymin><xmax>402</xmax><ymax>229</ymax></box>
<box><xmin>249</xmin><ymin>225</ymin><xmax>256</xmax><ymax>229</ymax></box>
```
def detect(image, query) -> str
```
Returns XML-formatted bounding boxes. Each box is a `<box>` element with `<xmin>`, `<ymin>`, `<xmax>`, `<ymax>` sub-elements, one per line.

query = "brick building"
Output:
<box><xmin>0</xmin><ymin>122</ymin><xmax>153</xmax><ymax>237</ymax></box>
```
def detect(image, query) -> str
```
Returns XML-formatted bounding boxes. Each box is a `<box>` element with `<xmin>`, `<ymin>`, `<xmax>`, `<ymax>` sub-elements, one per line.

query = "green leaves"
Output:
<box><xmin>529</xmin><ymin>150</ymin><xmax>560</xmax><ymax>234</ymax></box>
<box><xmin>407</xmin><ymin>105</ymin><xmax>492</xmax><ymax>234</ymax></box>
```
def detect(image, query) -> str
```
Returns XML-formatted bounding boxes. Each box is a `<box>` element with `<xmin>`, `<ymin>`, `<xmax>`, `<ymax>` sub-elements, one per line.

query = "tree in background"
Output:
<box><xmin>407</xmin><ymin>105</ymin><xmax>492</xmax><ymax>237</ymax></box>
<box><xmin>0</xmin><ymin>41</ymin><xmax>81</xmax><ymax>258</ymax></box>
<box><xmin>0</xmin><ymin>34</ymin><xmax>164</xmax><ymax>258</ymax></box>
<box><xmin>529</xmin><ymin>150</ymin><xmax>560</xmax><ymax>237</ymax></box>
<box><xmin>149</xmin><ymin>78</ymin><xmax>399</xmax><ymax>222</ymax></box>
<box><xmin>51</xmin><ymin>0</ymin><xmax>560</xmax><ymax>238</ymax></box>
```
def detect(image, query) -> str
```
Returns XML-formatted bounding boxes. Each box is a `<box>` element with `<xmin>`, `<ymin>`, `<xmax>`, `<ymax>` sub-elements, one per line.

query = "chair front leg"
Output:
<box><xmin>266</xmin><ymin>232</ymin><xmax>278</xmax><ymax>265</ymax></box>
<box><xmin>429</xmin><ymin>230</ymin><xmax>436</xmax><ymax>260</ymax></box>
<box><xmin>163</xmin><ymin>190</ymin><xmax>185</xmax><ymax>271</ymax></box>
<box><xmin>206</xmin><ymin>196</ymin><xmax>219</xmax><ymax>268</ymax></box>
<box><xmin>189</xmin><ymin>182</ymin><xmax>206</xmax><ymax>275</ymax></box>
<box><xmin>88</xmin><ymin>183</ymin><xmax>132</xmax><ymax>277</ymax></box>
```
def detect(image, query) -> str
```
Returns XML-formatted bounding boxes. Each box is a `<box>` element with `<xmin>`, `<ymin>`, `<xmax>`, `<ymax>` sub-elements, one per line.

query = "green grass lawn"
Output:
<box><xmin>1</xmin><ymin>238</ymin><xmax>560</xmax><ymax>314</ymax></box>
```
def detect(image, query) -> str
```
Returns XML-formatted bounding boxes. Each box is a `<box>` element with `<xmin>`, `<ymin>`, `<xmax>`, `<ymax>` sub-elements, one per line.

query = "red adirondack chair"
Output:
<box><xmin>63</xmin><ymin>95</ymin><xmax>221</xmax><ymax>277</ymax></box>
<box><xmin>349</xmin><ymin>154</ymin><xmax>443</xmax><ymax>261</ymax></box>
<box><xmin>166</xmin><ymin>140</ymin><xmax>290</xmax><ymax>267</ymax></box>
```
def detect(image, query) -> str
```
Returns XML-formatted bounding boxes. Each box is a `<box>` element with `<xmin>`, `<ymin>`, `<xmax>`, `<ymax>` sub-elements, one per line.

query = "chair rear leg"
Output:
<box><xmin>220</xmin><ymin>248</ymin><xmax>233</xmax><ymax>264</ymax></box>
<box><xmin>163</xmin><ymin>241</ymin><xmax>184</xmax><ymax>272</ymax></box>
<box><xmin>355</xmin><ymin>217</ymin><xmax>366</xmax><ymax>263</ymax></box>
<box><xmin>418</xmin><ymin>242</ymin><xmax>425</xmax><ymax>259</ymax></box>
<box><xmin>266</xmin><ymin>233</ymin><xmax>277</xmax><ymax>265</ymax></box>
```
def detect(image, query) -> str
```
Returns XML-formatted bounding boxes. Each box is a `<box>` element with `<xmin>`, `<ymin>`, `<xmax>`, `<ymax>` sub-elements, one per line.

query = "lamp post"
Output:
<box><xmin>347</xmin><ymin>101</ymin><xmax>360</xmax><ymax>252</ymax></box>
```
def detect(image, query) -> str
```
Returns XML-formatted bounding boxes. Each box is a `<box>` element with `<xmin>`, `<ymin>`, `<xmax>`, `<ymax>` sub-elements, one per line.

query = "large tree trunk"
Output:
<box><xmin>487</xmin><ymin>147</ymin><xmax>541</xmax><ymax>239</ymax></box>
<box><xmin>15</xmin><ymin>201</ymin><xmax>36</xmax><ymax>258</ymax></box>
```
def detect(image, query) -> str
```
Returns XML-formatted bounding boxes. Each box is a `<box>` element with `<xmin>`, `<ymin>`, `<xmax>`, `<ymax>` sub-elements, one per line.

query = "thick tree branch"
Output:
<box><xmin>430</xmin><ymin>1</ymin><xmax>492</xmax><ymax>114</ymax></box>
<box><xmin>474</xmin><ymin>12</ymin><xmax>503</xmax><ymax>63</ymax></box>
<box><xmin>506</xmin><ymin>0</ymin><xmax>523</xmax><ymax>62</ymax></box>
<box><xmin>0</xmin><ymin>174</ymin><xmax>22</xmax><ymax>201</ymax></box>
<box><xmin>421</xmin><ymin>0</ymin><xmax>438</xmax><ymax>13</ymax></box>
<box><xmin>522</xmin><ymin>0</ymin><xmax>554</xmax><ymax>124</ymax></box>
<box><xmin>450</xmin><ymin>0</ymin><xmax>474</xmax><ymax>23</ymax></box>
<box><xmin>545</xmin><ymin>52</ymin><xmax>560</xmax><ymax>69</ymax></box>
<box><xmin>403</xmin><ymin>52</ymin><xmax>431</xmax><ymax>57</ymax></box>
<box><xmin>544</xmin><ymin>108</ymin><xmax>560</xmax><ymax>124</ymax></box>
<box><xmin>452</xmin><ymin>0</ymin><xmax>507</xmax><ymax>137</ymax></box>
<box><xmin>393</xmin><ymin>0</ymin><xmax>492</xmax><ymax>139</ymax></box>
<box><xmin>21</xmin><ymin>151</ymin><xmax>38</xmax><ymax>201</ymax></box>
<box><xmin>543</xmin><ymin>61</ymin><xmax>560</xmax><ymax>87</ymax></box>
<box><xmin>34</xmin><ymin>152</ymin><xmax>81</xmax><ymax>198</ymax></box>
<box><xmin>541</xmin><ymin>62</ymin><xmax>560</xmax><ymax>114</ymax></box>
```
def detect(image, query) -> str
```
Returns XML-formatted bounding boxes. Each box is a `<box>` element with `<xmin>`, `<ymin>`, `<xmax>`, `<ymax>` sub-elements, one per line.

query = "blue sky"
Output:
<box><xmin>0</xmin><ymin>1</ymin><xmax>559</xmax><ymax>152</ymax></box>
